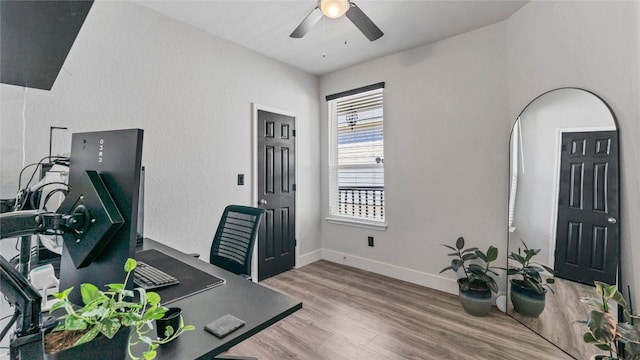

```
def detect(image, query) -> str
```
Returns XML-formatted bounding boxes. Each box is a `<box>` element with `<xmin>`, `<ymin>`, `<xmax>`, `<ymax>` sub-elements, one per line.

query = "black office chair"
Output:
<box><xmin>209</xmin><ymin>205</ymin><xmax>264</xmax><ymax>280</ymax></box>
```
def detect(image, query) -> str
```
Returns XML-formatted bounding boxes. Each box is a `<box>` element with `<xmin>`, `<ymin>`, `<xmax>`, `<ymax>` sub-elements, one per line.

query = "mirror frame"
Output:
<box><xmin>506</xmin><ymin>87</ymin><xmax>621</xmax><ymax>359</ymax></box>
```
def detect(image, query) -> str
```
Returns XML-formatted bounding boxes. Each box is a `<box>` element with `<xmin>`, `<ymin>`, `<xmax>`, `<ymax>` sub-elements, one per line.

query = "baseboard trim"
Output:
<box><xmin>297</xmin><ymin>249</ymin><xmax>322</xmax><ymax>268</ymax></box>
<box><xmin>320</xmin><ymin>249</ymin><xmax>459</xmax><ymax>295</ymax></box>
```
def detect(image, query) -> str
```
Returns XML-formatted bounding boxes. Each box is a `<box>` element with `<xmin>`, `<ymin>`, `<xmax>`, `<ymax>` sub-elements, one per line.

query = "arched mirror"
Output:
<box><xmin>507</xmin><ymin>88</ymin><xmax>619</xmax><ymax>359</ymax></box>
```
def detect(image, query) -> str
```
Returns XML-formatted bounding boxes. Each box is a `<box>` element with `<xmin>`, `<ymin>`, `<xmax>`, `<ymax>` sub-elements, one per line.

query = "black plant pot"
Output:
<box><xmin>45</xmin><ymin>326</ymin><xmax>131</xmax><ymax>360</ymax></box>
<box><xmin>510</xmin><ymin>279</ymin><xmax>546</xmax><ymax>318</ymax></box>
<box><xmin>457</xmin><ymin>278</ymin><xmax>492</xmax><ymax>317</ymax></box>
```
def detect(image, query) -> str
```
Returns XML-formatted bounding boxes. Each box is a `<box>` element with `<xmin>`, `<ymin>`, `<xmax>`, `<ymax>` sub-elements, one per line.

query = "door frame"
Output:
<box><xmin>548</xmin><ymin>125</ymin><xmax>617</xmax><ymax>267</ymax></box>
<box><xmin>251</xmin><ymin>103</ymin><xmax>299</xmax><ymax>281</ymax></box>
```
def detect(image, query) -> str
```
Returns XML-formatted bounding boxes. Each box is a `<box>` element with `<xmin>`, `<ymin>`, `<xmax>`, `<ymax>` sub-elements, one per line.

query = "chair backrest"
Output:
<box><xmin>210</xmin><ymin>205</ymin><xmax>265</xmax><ymax>277</ymax></box>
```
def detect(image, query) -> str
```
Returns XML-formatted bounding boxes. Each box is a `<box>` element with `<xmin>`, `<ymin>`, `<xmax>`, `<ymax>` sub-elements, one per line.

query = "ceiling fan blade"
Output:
<box><xmin>346</xmin><ymin>2</ymin><xmax>384</xmax><ymax>41</ymax></box>
<box><xmin>290</xmin><ymin>7</ymin><xmax>323</xmax><ymax>38</ymax></box>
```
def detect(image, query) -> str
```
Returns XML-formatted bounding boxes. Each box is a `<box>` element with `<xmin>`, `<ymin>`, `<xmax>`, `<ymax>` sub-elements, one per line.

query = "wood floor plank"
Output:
<box><xmin>226</xmin><ymin>260</ymin><xmax>574</xmax><ymax>360</ymax></box>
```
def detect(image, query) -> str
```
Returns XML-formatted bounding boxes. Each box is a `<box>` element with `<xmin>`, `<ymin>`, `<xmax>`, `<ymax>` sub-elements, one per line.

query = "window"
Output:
<box><xmin>327</xmin><ymin>83</ymin><xmax>385</xmax><ymax>226</ymax></box>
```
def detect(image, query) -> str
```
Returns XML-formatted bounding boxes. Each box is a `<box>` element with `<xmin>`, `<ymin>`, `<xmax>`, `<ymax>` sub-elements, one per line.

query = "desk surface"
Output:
<box><xmin>138</xmin><ymin>239</ymin><xmax>302</xmax><ymax>360</ymax></box>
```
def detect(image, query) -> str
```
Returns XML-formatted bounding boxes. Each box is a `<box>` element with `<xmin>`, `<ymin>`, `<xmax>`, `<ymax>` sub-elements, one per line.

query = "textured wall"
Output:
<box><xmin>507</xmin><ymin>0</ymin><xmax>640</xmax><ymax>309</ymax></box>
<box><xmin>320</xmin><ymin>22</ymin><xmax>510</xmax><ymax>294</ymax></box>
<box><xmin>0</xmin><ymin>1</ymin><xmax>322</xmax><ymax>262</ymax></box>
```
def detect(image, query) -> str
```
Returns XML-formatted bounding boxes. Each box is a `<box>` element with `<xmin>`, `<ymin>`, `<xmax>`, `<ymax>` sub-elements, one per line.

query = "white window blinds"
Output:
<box><xmin>328</xmin><ymin>84</ymin><xmax>385</xmax><ymax>222</ymax></box>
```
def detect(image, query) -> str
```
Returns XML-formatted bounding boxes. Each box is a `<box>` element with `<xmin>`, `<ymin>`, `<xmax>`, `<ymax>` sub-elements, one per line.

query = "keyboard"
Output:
<box><xmin>134</xmin><ymin>261</ymin><xmax>180</xmax><ymax>290</ymax></box>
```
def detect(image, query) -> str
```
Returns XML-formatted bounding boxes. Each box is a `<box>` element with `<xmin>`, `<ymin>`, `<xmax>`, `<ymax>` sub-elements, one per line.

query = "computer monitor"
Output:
<box><xmin>57</xmin><ymin>129</ymin><xmax>143</xmax><ymax>304</ymax></box>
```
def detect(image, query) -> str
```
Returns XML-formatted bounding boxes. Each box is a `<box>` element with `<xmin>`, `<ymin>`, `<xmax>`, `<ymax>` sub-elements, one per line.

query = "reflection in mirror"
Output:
<box><xmin>507</xmin><ymin>88</ymin><xmax>619</xmax><ymax>359</ymax></box>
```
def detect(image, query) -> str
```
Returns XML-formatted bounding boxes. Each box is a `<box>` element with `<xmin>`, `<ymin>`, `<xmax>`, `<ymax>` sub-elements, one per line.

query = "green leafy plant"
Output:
<box><xmin>505</xmin><ymin>240</ymin><xmax>554</xmax><ymax>295</ymax></box>
<box><xmin>440</xmin><ymin>236</ymin><xmax>499</xmax><ymax>293</ymax></box>
<box><xmin>579</xmin><ymin>281</ymin><xmax>640</xmax><ymax>359</ymax></box>
<box><xmin>47</xmin><ymin>258</ymin><xmax>195</xmax><ymax>360</ymax></box>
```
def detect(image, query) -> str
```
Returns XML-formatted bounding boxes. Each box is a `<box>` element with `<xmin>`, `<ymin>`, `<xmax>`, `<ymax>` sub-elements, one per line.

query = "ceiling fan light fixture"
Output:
<box><xmin>320</xmin><ymin>0</ymin><xmax>349</xmax><ymax>19</ymax></box>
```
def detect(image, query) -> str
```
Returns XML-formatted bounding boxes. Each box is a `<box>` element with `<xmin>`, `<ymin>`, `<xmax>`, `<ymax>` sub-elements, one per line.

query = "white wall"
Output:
<box><xmin>507</xmin><ymin>0</ymin><xmax>640</xmax><ymax>308</ymax></box>
<box><xmin>317</xmin><ymin>0</ymin><xmax>640</xmax><ymax>304</ymax></box>
<box><xmin>0</xmin><ymin>1</ymin><xmax>322</xmax><ymax>263</ymax></box>
<box><xmin>511</xmin><ymin>89</ymin><xmax>617</xmax><ymax>267</ymax></box>
<box><xmin>320</xmin><ymin>22</ymin><xmax>510</xmax><ymax>294</ymax></box>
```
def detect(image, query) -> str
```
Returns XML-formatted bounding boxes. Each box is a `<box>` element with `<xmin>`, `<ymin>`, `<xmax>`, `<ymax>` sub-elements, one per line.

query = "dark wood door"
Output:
<box><xmin>257</xmin><ymin>110</ymin><xmax>296</xmax><ymax>281</ymax></box>
<box><xmin>554</xmin><ymin>131</ymin><xmax>619</xmax><ymax>285</ymax></box>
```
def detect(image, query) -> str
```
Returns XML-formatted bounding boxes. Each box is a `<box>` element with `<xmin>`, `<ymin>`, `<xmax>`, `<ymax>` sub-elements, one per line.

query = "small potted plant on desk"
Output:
<box><xmin>579</xmin><ymin>281</ymin><xmax>640</xmax><ymax>360</ymax></box>
<box><xmin>504</xmin><ymin>240</ymin><xmax>554</xmax><ymax>318</ymax></box>
<box><xmin>44</xmin><ymin>258</ymin><xmax>194</xmax><ymax>360</ymax></box>
<box><xmin>440</xmin><ymin>236</ymin><xmax>499</xmax><ymax>317</ymax></box>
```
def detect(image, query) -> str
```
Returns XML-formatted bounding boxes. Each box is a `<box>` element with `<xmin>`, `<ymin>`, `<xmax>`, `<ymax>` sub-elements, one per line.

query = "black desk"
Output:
<box><xmin>138</xmin><ymin>239</ymin><xmax>302</xmax><ymax>360</ymax></box>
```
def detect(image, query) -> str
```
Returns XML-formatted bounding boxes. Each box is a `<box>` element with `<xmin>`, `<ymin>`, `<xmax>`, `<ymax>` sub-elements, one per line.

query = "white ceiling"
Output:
<box><xmin>133</xmin><ymin>0</ymin><xmax>528</xmax><ymax>76</ymax></box>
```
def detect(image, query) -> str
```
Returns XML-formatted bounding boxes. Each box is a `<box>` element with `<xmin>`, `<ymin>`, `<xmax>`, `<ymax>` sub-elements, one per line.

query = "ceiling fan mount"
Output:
<box><xmin>290</xmin><ymin>0</ymin><xmax>384</xmax><ymax>42</ymax></box>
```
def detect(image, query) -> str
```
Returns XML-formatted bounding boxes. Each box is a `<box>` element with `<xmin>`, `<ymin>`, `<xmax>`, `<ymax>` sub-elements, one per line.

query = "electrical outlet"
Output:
<box><xmin>368</xmin><ymin>236</ymin><xmax>374</xmax><ymax>247</ymax></box>
<box><xmin>237</xmin><ymin>174</ymin><xmax>244</xmax><ymax>185</ymax></box>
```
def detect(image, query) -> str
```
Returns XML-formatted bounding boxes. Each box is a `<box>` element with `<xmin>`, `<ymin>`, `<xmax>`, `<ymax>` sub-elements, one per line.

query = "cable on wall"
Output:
<box><xmin>21</xmin><ymin>87</ymin><xmax>28</xmax><ymax>167</ymax></box>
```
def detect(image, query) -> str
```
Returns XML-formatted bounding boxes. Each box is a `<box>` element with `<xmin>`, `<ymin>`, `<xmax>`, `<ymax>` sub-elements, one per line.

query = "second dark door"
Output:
<box><xmin>257</xmin><ymin>109</ymin><xmax>296</xmax><ymax>281</ymax></box>
<box><xmin>554</xmin><ymin>131</ymin><xmax>619</xmax><ymax>285</ymax></box>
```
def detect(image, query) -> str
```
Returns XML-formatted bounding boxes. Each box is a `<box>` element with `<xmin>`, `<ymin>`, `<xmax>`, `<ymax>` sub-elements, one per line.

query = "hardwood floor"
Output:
<box><xmin>509</xmin><ymin>277</ymin><xmax>603</xmax><ymax>359</ymax></box>
<box><xmin>226</xmin><ymin>260</ymin><xmax>573</xmax><ymax>360</ymax></box>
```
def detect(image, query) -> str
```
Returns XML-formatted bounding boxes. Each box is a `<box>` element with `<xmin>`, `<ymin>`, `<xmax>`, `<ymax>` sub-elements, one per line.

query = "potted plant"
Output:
<box><xmin>504</xmin><ymin>240</ymin><xmax>554</xmax><ymax>318</ymax></box>
<box><xmin>579</xmin><ymin>281</ymin><xmax>640</xmax><ymax>360</ymax></box>
<box><xmin>440</xmin><ymin>236</ymin><xmax>499</xmax><ymax>317</ymax></box>
<box><xmin>44</xmin><ymin>258</ymin><xmax>195</xmax><ymax>360</ymax></box>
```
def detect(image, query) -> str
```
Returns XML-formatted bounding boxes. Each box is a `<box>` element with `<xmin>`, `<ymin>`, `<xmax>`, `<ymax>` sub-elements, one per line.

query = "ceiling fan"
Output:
<box><xmin>290</xmin><ymin>0</ymin><xmax>384</xmax><ymax>41</ymax></box>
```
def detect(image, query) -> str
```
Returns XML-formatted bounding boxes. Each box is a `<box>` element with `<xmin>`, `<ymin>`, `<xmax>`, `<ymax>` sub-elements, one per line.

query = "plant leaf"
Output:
<box><xmin>461</xmin><ymin>247</ymin><xmax>479</xmax><ymax>254</ymax></box>
<box><xmin>441</xmin><ymin>244</ymin><xmax>457</xmax><ymax>252</ymax></box>
<box><xmin>451</xmin><ymin>259</ymin><xmax>463</xmax><ymax>272</ymax></box>
<box><xmin>509</xmin><ymin>253</ymin><xmax>526</xmax><ymax>264</ymax></box>
<box><xmin>106</xmin><ymin>283</ymin><xmax>124</xmax><ymax>292</ymax></box>
<box><xmin>583</xmin><ymin>332</ymin><xmax>598</xmax><ymax>343</ymax></box>
<box><xmin>617</xmin><ymin>323</ymin><xmax>640</xmax><ymax>343</ymax></box>
<box><xmin>468</xmin><ymin>264</ymin><xmax>485</xmax><ymax>273</ymax></box>
<box><xmin>485</xmin><ymin>246</ymin><xmax>498</xmax><ymax>262</ymax></box>
<box><xmin>146</xmin><ymin>292</ymin><xmax>161</xmax><ymax>306</ymax></box>
<box><xmin>99</xmin><ymin>317</ymin><xmax>121</xmax><ymax>339</ymax></box>
<box><xmin>52</xmin><ymin>287</ymin><xmax>73</xmax><ymax>300</ymax></box>
<box><xmin>539</xmin><ymin>264</ymin><xmax>555</xmax><ymax>275</ymax></box>
<box><xmin>487</xmin><ymin>279</ymin><xmax>498</xmax><ymax>294</ymax></box>
<box><xmin>143</xmin><ymin>350</ymin><xmax>157</xmax><ymax>360</ymax></box>
<box><xmin>455</xmin><ymin>236</ymin><xmax>465</xmax><ymax>250</ymax></box>
<box><xmin>474</xmin><ymin>251</ymin><xmax>487</xmax><ymax>262</ymax></box>
<box><xmin>138</xmin><ymin>335</ymin><xmax>153</xmax><ymax>346</ymax></box>
<box><xmin>524</xmin><ymin>278</ymin><xmax>544</xmax><ymax>294</ymax></box>
<box><xmin>527</xmin><ymin>265</ymin><xmax>545</xmax><ymax>273</ymax></box>
<box><xmin>461</xmin><ymin>253</ymin><xmax>478</xmax><ymax>261</ymax></box>
<box><xmin>74</xmin><ymin>326</ymin><xmax>99</xmax><ymax>346</ymax></box>
<box><xmin>124</xmin><ymin>258</ymin><xmax>137</xmax><ymax>272</ymax></box>
<box><xmin>587</xmin><ymin>310</ymin><xmax>617</xmax><ymax>344</ymax></box>
<box><xmin>64</xmin><ymin>316</ymin><xmax>88</xmax><ymax>331</ymax></box>
<box><xmin>82</xmin><ymin>307</ymin><xmax>108</xmax><ymax>318</ymax></box>
<box><xmin>439</xmin><ymin>266</ymin><xmax>454</xmax><ymax>274</ymax></box>
<box><xmin>595</xmin><ymin>281</ymin><xmax>607</xmax><ymax>297</ymax></box>
<box><xmin>162</xmin><ymin>325</ymin><xmax>175</xmax><ymax>339</ymax></box>
<box><xmin>611</xmin><ymin>288</ymin><xmax>627</xmax><ymax>308</ymax></box>
<box><xmin>581</xmin><ymin>297</ymin><xmax>607</xmax><ymax>312</ymax></box>
<box><xmin>80</xmin><ymin>283</ymin><xmax>103</xmax><ymax>305</ymax></box>
<box><xmin>48</xmin><ymin>300</ymin><xmax>71</xmax><ymax>314</ymax></box>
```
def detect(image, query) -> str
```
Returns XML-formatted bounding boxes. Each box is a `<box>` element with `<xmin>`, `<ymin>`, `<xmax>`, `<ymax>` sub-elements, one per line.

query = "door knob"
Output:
<box><xmin>258</xmin><ymin>199</ymin><xmax>267</xmax><ymax>206</ymax></box>
<box><xmin>608</xmin><ymin>217</ymin><xmax>617</xmax><ymax>224</ymax></box>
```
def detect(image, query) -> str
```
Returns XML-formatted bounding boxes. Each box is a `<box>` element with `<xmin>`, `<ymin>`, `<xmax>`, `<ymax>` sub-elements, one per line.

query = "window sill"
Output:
<box><xmin>326</xmin><ymin>216</ymin><xmax>387</xmax><ymax>231</ymax></box>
